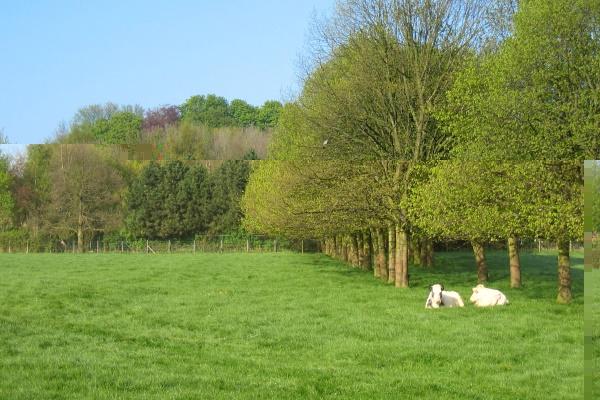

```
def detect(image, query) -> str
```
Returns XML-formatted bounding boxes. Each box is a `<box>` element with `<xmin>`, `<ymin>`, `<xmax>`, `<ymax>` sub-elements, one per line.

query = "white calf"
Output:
<box><xmin>425</xmin><ymin>284</ymin><xmax>465</xmax><ymax>309</ymax></box>
<box><xmin>470</xmin><ymin>284</ymin><xmax>509</xmax><ymax>307</ymax></box>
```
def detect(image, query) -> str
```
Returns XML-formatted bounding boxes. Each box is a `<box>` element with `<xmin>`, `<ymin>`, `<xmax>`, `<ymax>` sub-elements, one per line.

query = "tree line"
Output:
<box><xmin>0</xmin><ymin>94</ymin><xmax>275</xmax><ymax>248</ymax></box>
<box><xmin>242</xmin><ymin>0</ymin><xmax>598</xmax><ymax>303</ymax></box>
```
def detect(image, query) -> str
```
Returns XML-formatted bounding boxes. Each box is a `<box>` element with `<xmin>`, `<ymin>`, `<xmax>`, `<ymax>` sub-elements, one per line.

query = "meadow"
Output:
<box><xmin>0</xmin><ymin>250</ymin><xmax>583</xmax><ymax>399</ymax></box>
<box><xmin>586</xmin><ymin>267</ymin><xmax>600</xmax><ymax>399</ymax></box>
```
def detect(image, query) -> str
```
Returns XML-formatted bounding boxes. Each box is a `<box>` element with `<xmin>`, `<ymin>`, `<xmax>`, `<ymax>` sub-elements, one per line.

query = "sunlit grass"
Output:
<box><xmin>0</xmin><ymin>251</ymin><xmax>583</xmax><ymax>399</ymax></box>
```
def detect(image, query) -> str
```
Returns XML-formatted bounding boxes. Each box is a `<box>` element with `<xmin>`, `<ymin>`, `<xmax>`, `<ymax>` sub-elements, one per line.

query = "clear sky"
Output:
<box><xmin>0</xmin><ymin>0</ymin><xmax>336</xmax><ymax>146</ymax></box>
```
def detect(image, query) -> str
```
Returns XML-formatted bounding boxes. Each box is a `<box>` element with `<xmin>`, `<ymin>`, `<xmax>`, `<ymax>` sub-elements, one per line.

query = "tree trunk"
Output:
<box><xmin>472</xmin><ymin>241</ymin><xmax>488</xmax><ymax>284</ymax></box>
<box><xmin>395</xmin><ymin>226</ymin><xmax>409</xmax><ymax>288</ymax></box>
<box><xmin>508</xmin><ymin>235</ymin><xmax>522</xmax><ymax>288</ymax></box>
<box><xmin>388</xmin><ymin>226</ymin><xmax>396</xmax><ymax>284</ymax></box>
<box><xmin>77</xmin><ymin>199</ymin><xmax>84</xmax><ymax>253</ymax></box>
<box><xmin>423</xmin><ymin>239</ymin><xmax>434</xmax><ymax>268</ymax></box>
<box><xmin>363</xmin><ymin>230</ymin><xmax>373</xmax><ymax>270</ymax></box>
<box><xmin>420</xmin><ymin>241</ymin><xmax>428</xmax><ymax>267</ymax></box>
<box><xmin>342</xmin><ymin>236</ymin><xmax>350</xmax><ymax>263</ymax></box>
<box><xmin>351</xmin><ymin>234</ymin><xmax>360</xmax><ymax>267</ymax></box>
<box><xmin>371</xmin><ymin>229</ymin><xmax>381</xmax><ymax>278</ymax></box>
<box><xmin>376</xmin><ymin>228</ymin><xmax>388</xmax><ymax>280</ymax></box>
<box><xmin>411</xmin><ymin>237</ymin><xmax>421</xmax><ymax>266</ymax></box>
<box><xmin>557</xmin><ymin>238</ymin><xmax>572</xmax><ymax>304</ymax></box>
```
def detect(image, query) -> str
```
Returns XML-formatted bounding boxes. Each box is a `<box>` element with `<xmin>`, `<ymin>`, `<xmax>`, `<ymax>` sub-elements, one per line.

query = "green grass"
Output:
<box><xmin>0</xmin><ymin>250</ymin><xmax>583</xmax><ymax>399</ymax></box>
<box><xmin>586</xmin><ymin>267</ymin><xmax>600</xmax><ymax>399</ymax></box>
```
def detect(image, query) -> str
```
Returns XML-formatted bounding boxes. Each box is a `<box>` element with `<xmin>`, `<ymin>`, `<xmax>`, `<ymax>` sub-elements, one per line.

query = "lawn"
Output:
<box><xmin>0</xmin><ymin>250</ymin><xmax>583</xmax><ymax>399</ymax></box>
<box><xmin>586</xmin><ymin>267</ymin><xmax>600</xmax><ymax>399</ymax></box>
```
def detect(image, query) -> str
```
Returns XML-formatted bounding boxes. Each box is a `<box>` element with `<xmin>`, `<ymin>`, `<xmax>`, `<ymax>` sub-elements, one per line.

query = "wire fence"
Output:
<box><xmin>0</xmin><ymin>234</ymin><xmax>583</xmax><ymax>255</ymax></box>
<box><xmin>0</xmin><ymin>235</ymin><xmax>323</xmax><ymax>255</ymax></box>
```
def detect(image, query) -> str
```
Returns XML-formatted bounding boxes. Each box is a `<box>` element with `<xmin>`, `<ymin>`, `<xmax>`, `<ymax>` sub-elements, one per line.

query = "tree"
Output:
<box><xmin>410</xmin><ymin>161</ymin><xmax>561</xmax><ymax>288</ymax></box>
<box><xmin>256</xmin><ymin>101</ymin><xmax>283</xmax><ymax>129</ymax></box>
<box><xmin>126</xmin><ymin>161</ymin><xmax>212</xmax><ymax>239</ymax></box>
<box><xmin>442</xmin><ymin>0</ymin><xmax>595</xmax><ymax>302</ymax></box>
<box><xmin>210</xmin><ymin>159</ymin><xmax>253</xmax><ymax>234</ymax></box>
<box><xmin>142</xmin><ymin>105</ymin><xmax>180</xmax><ymax>133</ymax></box>
<box><xmin>278</xmin><ymin>0</ymin><xmax>488</xmax><ymax>287</ymax></box>
<box><xmin>180</xmin><ymin>94</ymin><xmax>234</xmax><ymax>127</ymax></box>
<box><xmin>92</xmin><ymin>111</ymin><xmax>143</xmax><ymax>144</ymax></box>
<box><xmin>444</xmin><ymin>0</ymin><xmax>600</xmax><ymax>160</ymax></box>
<box><xmin>230</xmin><ymin>99</ymin><xmax>258</xmax><ymax>127</ymax></box>
<box><xmin>0</xmin><ymin>150</ymin><xmax>14</xmax><ymax>230</ymax></box>
<box><xmin>46</xmin><ymin>145</ymin><xmax>125</xmax><ymax>251</ymax></box>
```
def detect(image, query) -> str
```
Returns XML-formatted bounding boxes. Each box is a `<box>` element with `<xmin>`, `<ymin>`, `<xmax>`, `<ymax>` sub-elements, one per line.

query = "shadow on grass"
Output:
<box><xmin>310</xmin><ymin>250</ymin><xmax>584</xmax><ymax>300</ymax></box>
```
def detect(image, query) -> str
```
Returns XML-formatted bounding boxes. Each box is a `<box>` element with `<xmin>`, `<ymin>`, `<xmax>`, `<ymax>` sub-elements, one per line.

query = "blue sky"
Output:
<box><xmin>0</xmin><ymin>0</ymin><xmax>336</xmax><ymax>147</ymax></box>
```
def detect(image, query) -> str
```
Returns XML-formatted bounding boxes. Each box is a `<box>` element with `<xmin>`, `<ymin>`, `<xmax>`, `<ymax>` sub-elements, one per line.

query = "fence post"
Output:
<box><xmin>246</xmin><ymin>239</ymin><xmax>250</xmax><ymax>253</ymax></box>
<box><xmin>220</xmin><ymin>237</ymin><xmax>224</xmax><ymax>253</ymax></box>
<box><xmin>168</xmin><ymin>240</ymin><xmax>171</xmax><ymax>253</ymax></box>
<box><xmin>274</xmin><ymin>239</ymin><xmax>277</xmax><ymax>253</ymax></box>
<box><xmin>73</xmin><ymin>241</ymin><xmax>76</xmax><ymax>254</ymax></box>
<box><xmin>146</xmin><ymin>240</ymin><xmax>149</xmax><ymax>254</ymax></box>
<box><xmin>193</xmin><ymin>239</ymin><xmax>196</xmax><ymax>254</ymax></box>
<box><xmin>8</xmin><ymin>240</ymin><xmax>11</xmax><ymax>253</ymax></box>
<box><xmin>301</xmin><ymin>240</ymin><xmax>304</xmax><ymax>254</ymax></box>
<box><xmin>26</xmin><ymin>241</ymin><xmax>29</xmax><ymax>254</ymax></box>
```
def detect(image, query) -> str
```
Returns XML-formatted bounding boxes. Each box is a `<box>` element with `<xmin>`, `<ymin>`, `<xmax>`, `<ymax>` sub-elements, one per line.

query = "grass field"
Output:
<box><xmin>586</xmin><ymin>267</ymin><xmax>600</xmax><ymax>399</ymax></box>
<box><xmin>0</xmin><ymin>250</ymin><xmax>583</xmax><ymax>399</ymax></box>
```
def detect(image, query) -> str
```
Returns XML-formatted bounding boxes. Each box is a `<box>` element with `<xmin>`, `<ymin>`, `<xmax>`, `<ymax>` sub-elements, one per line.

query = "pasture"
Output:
<box><xmin>587</xmin><ymin>268</ymin><xmax>600</xmax><ymax>398</ymax></box>
<box><xmin>0</xmin><ymin>251</ymin><xmax>583</xmax><ymax>399</ymax></box>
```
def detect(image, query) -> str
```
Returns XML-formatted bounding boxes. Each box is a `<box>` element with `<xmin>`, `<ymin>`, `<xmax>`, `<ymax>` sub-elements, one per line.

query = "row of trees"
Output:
<box><xmin>53</xmin><ymin>95</ymin><xmax>281</xmax><ymax>161</ymax></box>
<box><xmin>242</xmin><ymin>0</ymin><xmax>598</xmax><ymax>303</ymax></box>
<box><xmin>0</xmin><ymin>95</ymin><xmax>272</xmax><ymax>249</ymax></box>
<box><xmin>127</xmin><ymin>157</ymin><xmax>254</xmax><ymax>239</ymax></box>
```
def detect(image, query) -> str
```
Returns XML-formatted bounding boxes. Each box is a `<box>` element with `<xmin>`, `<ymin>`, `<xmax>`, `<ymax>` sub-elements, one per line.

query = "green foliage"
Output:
<box><xmin>0</xmin><ymin>251</ymin><xmax>583</xmax><ymax>399</ymax></box>
<box><xmin>180</xmin><ymin>94</ymin><xmax>234</xmax><ymax>128</ymax></box>
<box><xmin>92</xmin><ymin>112</ymin><xmax>143</xmax><ymax>144</ymax></box>
<box><xmin>585</xmin><ymin>161</ymin><xmax>600</xmax><ymax>233</ymax></box>
<box><xmin>0</xmin><ymin>153</ymin><xmax>14</xmax><ymax>230</ymax></box>
<box><xmin>180</xmin><ymin>95</ymin><xmax>282</xmax><ymax>129</ymax></box>
<box><xmin>126</xmin><ymin>161</ymin><xmax>212</xmax><ymax>239</ymax></box>
<box><xmin>410</xmin><ymin>161</ymin><xmax>583</xmax><ymax>242</ymax></box>
<box><xmin>46</xmin><ymin>145</ymin><xmax>125</xmax><ymax>242</ymax></box>
<box><xmin>256</xmin><ymin>100</ymin><xmax>283</xmax><ymax>129</ymax></box>
<box><xmin>209</xmin><ymin>160</ymin><xmax>252</xmax><ymax>235</ymax></box>
<box><xmin>229</xmin><ymin>99</ymin><xmax>258</xmax><ymax>127</ymax></box>
<box><xmin>445</xmin><ymin>0</ymin><xmax>600</xmax><ymax>160</ymax></box>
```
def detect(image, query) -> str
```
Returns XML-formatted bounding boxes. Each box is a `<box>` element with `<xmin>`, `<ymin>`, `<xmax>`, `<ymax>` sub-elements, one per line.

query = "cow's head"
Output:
<box><xmin>429</xmin><ymin>284</ymin><xmax>445</xmax><ymax>308</ymax></box>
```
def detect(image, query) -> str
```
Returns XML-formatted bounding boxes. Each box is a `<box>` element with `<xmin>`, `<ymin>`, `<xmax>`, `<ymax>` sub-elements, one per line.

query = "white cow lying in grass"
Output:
<box><xmin>470</xmin><ymin>284</ymin><xmax>509</xmax><ymax>307</ymax></box>
<box><xmin>425</xmin><ymin>284</ymin><xmax>465</xmax><ymax>309</ymax></box>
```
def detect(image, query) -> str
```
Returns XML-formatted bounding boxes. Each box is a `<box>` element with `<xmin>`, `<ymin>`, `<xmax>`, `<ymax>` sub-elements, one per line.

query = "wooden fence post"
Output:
<box><xmin>220</xmin><ymin>237</ymin><xmax>224</xmax><ymax>253</ymax></box>
<box><xmin>168</xmin><ymin>240</ymin><xmax>171</xmax><ymax>253</ymax></box>
<box><xmin>301</xmin><ymin>240</ymin><xmax>304</xmax><ymax>254</ymax></box>
<box><xmin>246</xmin><ymin>239</ymin><xmax>250</xmax><ymax>253</ymax></box>
<box><xmin>274</xmin><ymin>239</ymin><xmax>277</xmax><ymax>253</ymax></box>
<box><xmin>26</xmin><ymin>241</ymin><xmax>29</xmax><ymax>254</ymax></box>
<box><xmin>193</xmin><ymin>239</ymin><xmax>196</xmax><ymax>254</ymax></box>
<box><xmin>146</xmin><ymin>240</ymin><xmax>149</xmax><ymax>254</ymax></box>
